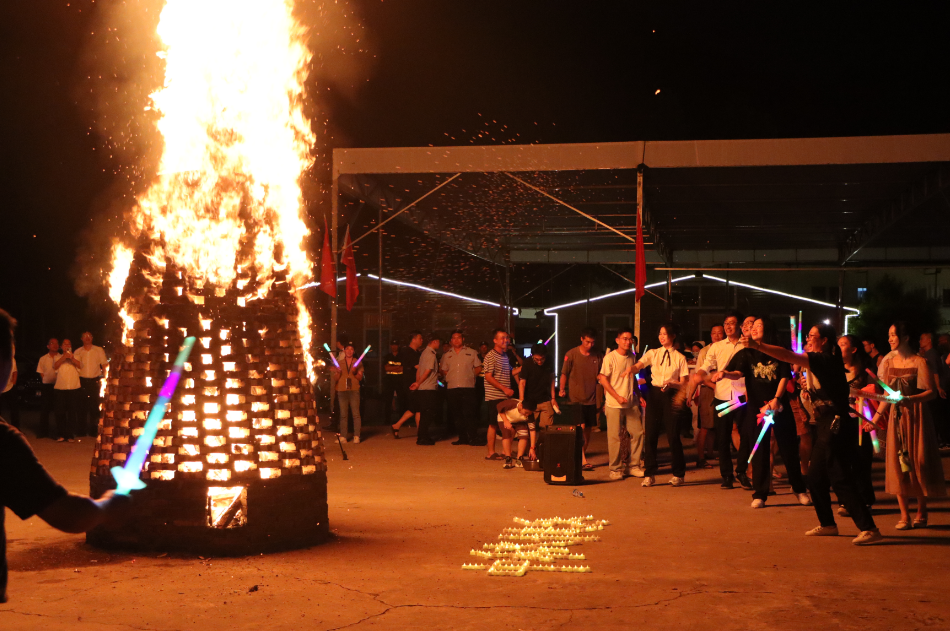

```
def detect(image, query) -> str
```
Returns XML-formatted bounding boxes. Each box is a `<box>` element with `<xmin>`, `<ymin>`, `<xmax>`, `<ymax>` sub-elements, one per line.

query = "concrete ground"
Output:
<box><xmin>3</xmin><ymin>415</ymin><xmax>949</xmax><ymax>631</ymax></box>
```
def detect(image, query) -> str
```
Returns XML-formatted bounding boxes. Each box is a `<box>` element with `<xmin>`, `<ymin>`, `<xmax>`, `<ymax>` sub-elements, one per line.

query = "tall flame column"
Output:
<box><xmin>88</xmin><ymin>257</ymin><xmax>328</xmax><ymax>553</ymax></box>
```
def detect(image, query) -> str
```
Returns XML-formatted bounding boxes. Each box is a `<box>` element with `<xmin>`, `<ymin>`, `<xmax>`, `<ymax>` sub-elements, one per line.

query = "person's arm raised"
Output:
<box><xmin>741</xmin><ymin>336</ymin><xmax>809</xmax><ymax>368</ymax></box>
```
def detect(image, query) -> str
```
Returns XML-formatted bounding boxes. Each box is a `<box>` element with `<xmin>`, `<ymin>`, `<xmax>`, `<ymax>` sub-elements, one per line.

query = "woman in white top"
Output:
<box><xmin>629</xmin><ymin>323</ymin><xmax>690</xmax><ymax>488</ymax></box>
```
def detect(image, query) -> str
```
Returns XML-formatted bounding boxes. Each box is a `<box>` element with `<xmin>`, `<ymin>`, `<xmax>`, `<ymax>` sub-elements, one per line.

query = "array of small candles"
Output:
<box><xmin>463</xmin><ymin>515</ymin><xmax>608</xmax><ymax>577</ymax></box>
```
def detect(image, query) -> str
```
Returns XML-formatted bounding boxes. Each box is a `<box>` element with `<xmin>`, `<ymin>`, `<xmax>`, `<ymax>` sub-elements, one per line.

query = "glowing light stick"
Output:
<box><xmin>748</xmin><ymin>411</ymin><xmax>775</xmax><ymax>463</ymax></box>
<box><xmin>862</xmin><ymin>401</ymin><xmax>882</xmax><ymax>454</ymax></box>
<box><xmin>789</xmin><ymin>315</ymin><xmax>797</xmax><ymax>351</ymax></box>
<box><xmin>352</xmin><ymin>344</ymin><xmax>371</xmax><ymax>368</ymax></box>
<box><xmin>796</xmin><ymin>311</ymin><xmax>803</xmax><ymax>354</ymax></box>
<box><xmin>111</xmin><ymin>337</ymin><xmax>196</xmax><ymax>495</ymax></box>
<box><xmin>322</xmin><ymin>343</ymin><xmax>341</xmax><ymax>369</ymax></box>
<box><xmin>543</xmin><ymin>332</ymin><xmax>556</xmax><ymax>346</ymax></box>
<box><xmin>716</xmin><ymin>396</ymin><xmax>746</xmax><ymax>417</ymax></box>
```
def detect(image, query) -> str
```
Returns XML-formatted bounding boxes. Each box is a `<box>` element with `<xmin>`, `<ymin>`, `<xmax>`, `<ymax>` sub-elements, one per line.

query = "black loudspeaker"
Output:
<box><xmin>542</xmin><ymin>425</ymin><xmax>584</xmax><ymax>485</ymax></box>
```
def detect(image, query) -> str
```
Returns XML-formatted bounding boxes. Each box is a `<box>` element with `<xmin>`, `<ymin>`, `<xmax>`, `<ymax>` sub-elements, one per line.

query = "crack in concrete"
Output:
<box><xmin>0</xmin><ymin>608</ymin><xmax>182</xmax><ymax>631</ymax></box>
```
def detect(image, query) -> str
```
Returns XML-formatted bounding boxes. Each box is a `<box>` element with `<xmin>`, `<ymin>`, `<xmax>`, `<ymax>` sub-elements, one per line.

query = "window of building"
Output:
<box><xmin>857</xmin><ymin>287</ymin><xmax>867</xmax><ymax>301</ymax></box>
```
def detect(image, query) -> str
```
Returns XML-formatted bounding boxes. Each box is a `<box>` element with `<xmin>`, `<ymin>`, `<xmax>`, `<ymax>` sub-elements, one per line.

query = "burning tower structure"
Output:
<box><xmin>87</xmin><ymin>0</ymin><xmax>328</xmax><ymax>553</ymax></box>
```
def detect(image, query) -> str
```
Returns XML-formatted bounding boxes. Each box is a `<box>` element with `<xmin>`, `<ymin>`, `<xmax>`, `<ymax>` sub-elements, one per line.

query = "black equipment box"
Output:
<box><xmin>542</xmin><ymin>425</ymin><xmax>584</xmax><ymax>485</ymax></box>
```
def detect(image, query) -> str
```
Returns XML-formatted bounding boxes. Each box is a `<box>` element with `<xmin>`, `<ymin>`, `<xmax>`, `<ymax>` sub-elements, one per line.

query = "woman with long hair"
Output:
<box><xmin>739</xmin><ymin>323</ymin><xmax>881</xmax><ymax>545</ymax></box>
<box><xmin>716</xmin><ymin>318</ymin><xmax>809</xmax><ymax>509</ymax></box>
<box><xmin>867</xmin><ymin>322</ymin><xmax>946</xmax><ymax>529</ymax></box>
<box><xmin>838</xmin><ymin>334</ymin><xmax>877</xmax><ymax>511</ymax></box>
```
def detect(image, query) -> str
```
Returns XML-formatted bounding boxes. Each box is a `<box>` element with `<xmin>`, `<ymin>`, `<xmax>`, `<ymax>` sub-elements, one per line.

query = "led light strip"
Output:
<box><xmin>702</xmin><ymin>275</ymin><xmax>859</xmax><ymax>313</ymax></box>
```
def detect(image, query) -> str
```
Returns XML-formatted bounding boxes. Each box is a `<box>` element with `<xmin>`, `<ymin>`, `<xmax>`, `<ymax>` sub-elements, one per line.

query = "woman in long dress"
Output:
<box><xmin>869</xmin><ymin>322</ymin><xmax>946</xmax><ymax>529</ymax></box>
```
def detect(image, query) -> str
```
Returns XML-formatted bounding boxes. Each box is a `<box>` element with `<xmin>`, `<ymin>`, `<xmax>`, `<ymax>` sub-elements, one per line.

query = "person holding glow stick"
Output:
<box><xmin>717</xmin><ymin>318</ymin><xmax>809</xmax><ymax>509</ymax></box>
<box><xmin>692</xmin><ymin>311</ymin><xmax>750</xmax><ymax>490</ymax></box>
<box><xmin>332</xmin><ymin>342</ymin><xmax>364</xmax><ymax>443</ymax></box>
<box><xmin>739</xmin><ymin>322</ymin><xmax>882</xmax><ymax>545</ymax></box>
<box><xmin>0</xmin><ymin>309</ymin><xmax>132</xmax><ymax>602</ymax></box>
<box><xmin>870</xmin><ymin>322</ymin><xmax>945</xmax><ymax>530</ymax></box>
<box><xmin>838</xmin><ymin>335</ymin><xmax>877</xmax><ymax>512</ymax></box>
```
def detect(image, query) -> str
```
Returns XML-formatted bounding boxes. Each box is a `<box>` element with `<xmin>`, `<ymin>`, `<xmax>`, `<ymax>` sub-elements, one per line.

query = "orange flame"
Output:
<box><xmin>110</xmin><ymin>0</ymin><xmax>316</xmax><ymax>370</ymax></box>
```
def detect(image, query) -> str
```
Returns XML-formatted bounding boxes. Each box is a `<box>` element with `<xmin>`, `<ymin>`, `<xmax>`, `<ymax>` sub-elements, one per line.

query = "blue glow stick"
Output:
<box><xmin>866</xmin><ymin>368</ymin><xmax>902</xmax><ymax>402</ymax></box>
<box><xmin>748</xmin><ymin>411</ymin><xmax>775</xmax><ymax>463</ymax></box>
<box><xmin>352</xmin><ymin>344</ymin><xmax>371</xmax><ymax>368</ymax></box>
<box><xmin>717</xmin><ymin>400</ymin><xmax>746</xmax><ymax>417</ymax></box>
<box><xmin>111</xmin><ymin>337</ymin><xmax>196</xmax><ymax>495</ymax></box>
<box><xmin>322</xmin><ymin>342</ymin><xmax>341</xmax><ymax>368</ymax></box>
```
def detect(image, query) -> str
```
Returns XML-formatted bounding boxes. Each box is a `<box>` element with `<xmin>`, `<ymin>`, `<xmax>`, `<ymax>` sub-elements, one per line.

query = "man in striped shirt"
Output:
<box><xmin>482</xmin><ymin>329</ymin><xmax>514</xmax><ymax>460</ymax></box>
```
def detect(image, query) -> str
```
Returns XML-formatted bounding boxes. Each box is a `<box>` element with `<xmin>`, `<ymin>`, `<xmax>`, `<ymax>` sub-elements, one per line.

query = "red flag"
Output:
<box><xmin>635</xmin><ymin>198</ymin><xmax>646</xmax><ymax>302</ymax></box>
<box><xmin>319</xmin><ymin>216</ymin><xmax>336</xmax><ymax>297</ymax></box>
<box><xmin>342</xmin><ymin>226</ymin><xmax>359</xmax><ymax>311</ymax></box>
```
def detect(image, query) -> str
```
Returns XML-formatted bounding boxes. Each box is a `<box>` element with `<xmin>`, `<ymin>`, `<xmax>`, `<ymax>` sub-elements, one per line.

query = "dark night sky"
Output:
<box><xmin>2</xmin><ymin>0</ymin><xmax>949</xmax><ymax>354</ymax></box>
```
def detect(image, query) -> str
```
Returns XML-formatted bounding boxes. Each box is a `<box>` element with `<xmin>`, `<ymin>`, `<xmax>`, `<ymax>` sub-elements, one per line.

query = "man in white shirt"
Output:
<box><xmin>630</xmin><ymin>323</ymin><xmax>690</xmax><ymax>487</ymax></box>
<box><xmin>74</xmin><ymin>331</ymin><xmax>108</xmax><ymax>437</ymax></box>
<box><xmin>53</xmin><ymin>339</ymin><xmax>82</xmax><ymax>442</ymax></box>
<box><xmin>440</xmin><ymin>330</ymin><xmax>482</xmax><ymax>446</ymax></box>
<box><xmin>691</xmin><ymin>311</ymin><xmax>750</xmax><ymax>489</ymax></box>
<box><xmin>598</xmin><ymin>327</ymin><xmax>644</xmax><ymax>481</ymax></box>
<box><xmin>35</xmin><ymin>338</ymin><xmax>61</xmax><ymax>439</ymax></box>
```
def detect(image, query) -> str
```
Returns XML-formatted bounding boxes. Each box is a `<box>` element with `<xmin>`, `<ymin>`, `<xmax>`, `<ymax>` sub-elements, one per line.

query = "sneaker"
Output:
<box><xmin>353</xmin><ymin>436</ymin><xmax>360</xmax><ymax>444</ymax></box>
<box><xmin>805</xmin><ymin>525</ymin><xmax>839</xmax><ymax>537</ymax></box>
<box><xmin>503</xmin><ymin>457</ymin><xmax>515</xmax><ymax>470</ymax></box>
<box><xmin>608</xmin><ymin>470</ymin><xmax>624</xmax><ymax>481</ymax></box>
<box><xmin>721</xmin><ymin>477</ymin><xmax>735</xmax><ymax>489</ymax></box>
<box><xmin>55</xmin><ymin>437</ymin><xmax>65</xmax><ymax>443</ymax></box>
<box><xmin>339</xmin><ymin>436</ymin><xmax>347</xmax><ymax>444</ymax></box>
<box><xmin>641</xmin><ymin>476</ymin><xmax>655</xmax><ymax>487</ymax></box>
<box><xmin>751</xmin><ymin>499</ymin><xmax>766</xmax><ymax>509</ymax></box>
<box><xmin>626</xmin><ymin>466</ymin><xmax>645</xmax><ymax>478</ymax></box>
<box><xmin>797</xmin><ymin>493</ymin><xmax>813</xmax><ymax>506</ymax></box>
<box><xmin>836</xmin><ymin>506</ymin><xmax>850</xmax><ymax>517</ymax></box>
<box><xmin>852</xmin><ymin>529</ymin><xmax>883</xmax><ymax>545</ymax></box>
<box><xmin>450</xmin><ymin>439</ymin><xmax>470</xmax><ymax>446</ymax></box>
<box><xmin>670</xmin><ymin>476</ymin><xmax>684</xmax><ymax>487</ymax></box>
<box><xmin>514</xmin><ymin>458</ymin><xmax>524</xmax><ymax>468</ymax></box>
<box><xmin>737</xmin><ymin>473</ymin><xmax>753</xmax><ymax>490</ymax></box>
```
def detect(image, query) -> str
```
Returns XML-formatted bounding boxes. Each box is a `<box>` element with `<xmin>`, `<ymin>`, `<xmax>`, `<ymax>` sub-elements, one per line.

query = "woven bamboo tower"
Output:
<box><xmin>88</xmin><ymin>253</ymin><xmax>328</xmax><ymax>554</ymax></box>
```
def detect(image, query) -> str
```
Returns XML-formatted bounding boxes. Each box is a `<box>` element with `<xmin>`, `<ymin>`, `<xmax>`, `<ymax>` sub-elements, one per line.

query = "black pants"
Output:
<box><xmin>745</xmin><ymin>406</ymin><xmax>807</xmax><ymax>500</ymax></box>
<box><xmin>643</xmin><ymin>388</ymin><xmax>686</xmax><ymax>478</ymax></box>
<box><xmin>713</xmin><ymin>397</ymin><xmax>749</xmax><ymax>480</ymax></box>
<box><xmin>80</xmin><ymin>377</ymin><xmax>101</xmax><ymax>436</ymax></box>
<box><xmin>855</xmin><ymin>429</ymin><xmax>877</xmax><ymax>507</ymax></box>
<box><xmin>447</xmin><ymin>388</ymin><xmax>477</xmax><ymax>443</ymax></box>
<box><xmin>381</xmin><ymin>376</ymin><xmax>407</xmax><ymax>424</ymax></box>
<box><xmin>808</xmin><ymin>410</ymin><xmax>876</xmax><ymax>531</ymax></box>
<box><xmin>415</xmin><ymin>390</ymin><xmax>439</xmax><ymax>444</ymax></box>
<box><xmin>39</xmin><ymin>383</ymin><xmax>56</xmax><ymax>438</ymax></box>
<box><xmin>0</xmin><ymin>388</ymin><xmax>19</xmax><ymax>428</ymax></box>
<box><xmin>55</xmin><ymin>388</ymin><xmax>82</xmax><ymax>439</ymax></box>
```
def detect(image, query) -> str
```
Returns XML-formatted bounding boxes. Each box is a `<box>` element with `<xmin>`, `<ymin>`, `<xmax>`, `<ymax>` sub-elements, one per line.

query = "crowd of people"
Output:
<box><xmin>4</xmin><ymin>333</ymin><xmax>108</xmax><ymax>441</ymax></box>
<box><xmin>332</xmin><ymin>312</ymin><xmax>949</xmax><ymax>546</ymax></box>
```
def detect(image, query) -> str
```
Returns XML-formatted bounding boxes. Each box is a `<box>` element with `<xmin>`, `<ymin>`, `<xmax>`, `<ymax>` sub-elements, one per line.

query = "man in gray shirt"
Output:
<box><xmin>410</xmin><ymin>335</ymin><xmax>441</xmax><ymax>445</ymax></box>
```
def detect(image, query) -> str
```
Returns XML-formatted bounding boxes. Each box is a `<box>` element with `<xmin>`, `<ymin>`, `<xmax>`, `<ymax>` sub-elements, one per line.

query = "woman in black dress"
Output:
<box><xmin>716</xmin><ymin>318</ymin><xmax>809</xmax><ymax>509</ymax></box>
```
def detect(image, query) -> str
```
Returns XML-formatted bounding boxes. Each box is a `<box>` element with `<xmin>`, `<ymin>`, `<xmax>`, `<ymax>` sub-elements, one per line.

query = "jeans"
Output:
<box><xmin>643</xmin><ymin>388</ymin><xmax>686</xmax><ymax>478</ymax></box>
<box><xmin>337</xmin><ymin>390</ymin><xmax>361</xmax><ymax>438</ymax></box>
<box><xmin>808</xmin><ymin>410</ymin><xmax>876</xmax><ymax>531</ymax></box>
<box><xmin>446</xmin><ymin>388</ymin><xmax>478</xmax><ymax>443</ymax></box>
<box><xmin>605</xmin><ymin>405</ymin><xmax>644</xmax><ymax>472</ymax></box>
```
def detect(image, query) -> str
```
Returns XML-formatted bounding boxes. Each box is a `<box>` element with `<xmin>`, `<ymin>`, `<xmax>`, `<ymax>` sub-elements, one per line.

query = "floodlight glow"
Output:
<box><xmin>748</xmin><ymin>412</ymin><xmax>775</xmax><ymax>463</ymax></box>
<box><xmin>111</xmin><ymin>336</ymin><xmax>196</xmax><ymax>495</ymax></box>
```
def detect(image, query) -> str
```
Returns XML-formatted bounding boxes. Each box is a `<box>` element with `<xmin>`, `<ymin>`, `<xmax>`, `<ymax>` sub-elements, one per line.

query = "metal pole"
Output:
<box><xmin>330</xmin><ymin>164</ymin><xmax>339</xmax><ymax>417</ymax></box>
<box><xmin>505</xmin><ymin>265</ymin><xmax>511</xmax><ymax>335</ymax></box>
<box><xmin>666</xmin><ymin>270</ymin><xmax>672</xmax><ymax>322</ymax></box>
<box><xmin>378</xmin><ymin>205</ymin><xmax>384</xmax><ymax>393</ymax></box>
<box><xmin>634</xmin><ymin>168</ymin><xmax>643</xmax><ymax>346</ymax></box>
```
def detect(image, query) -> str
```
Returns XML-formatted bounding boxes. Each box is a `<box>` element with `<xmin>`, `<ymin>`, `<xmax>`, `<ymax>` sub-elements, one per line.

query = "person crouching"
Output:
<box><xmin>495</xmin><ymin>399</ymin><xmax>538</xmax><ymax>469</ymax></box>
